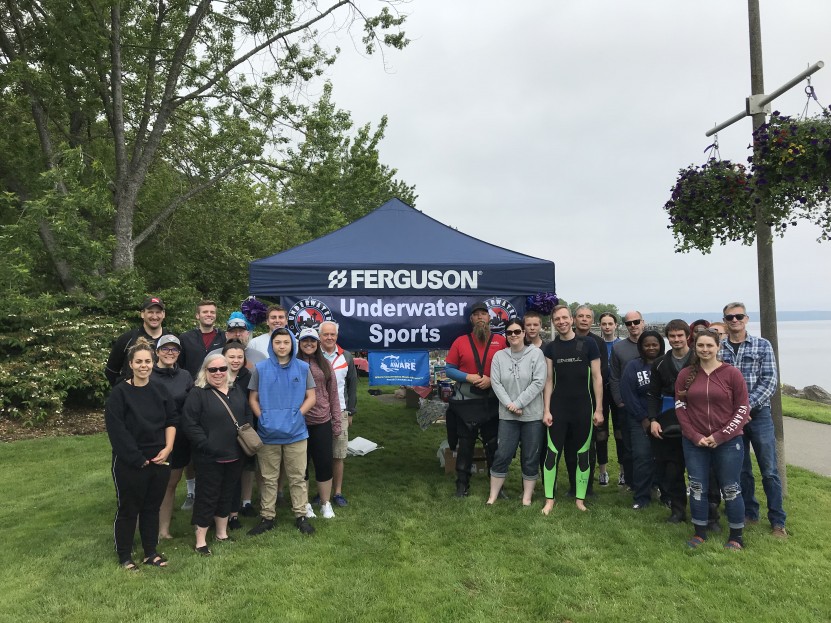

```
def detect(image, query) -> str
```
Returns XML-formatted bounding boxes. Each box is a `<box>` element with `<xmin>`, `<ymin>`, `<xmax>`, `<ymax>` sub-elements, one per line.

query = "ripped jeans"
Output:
<box><xmin>682</xmin><ymin>436</ymin><xmax>745</xmax><ymax>529</ymax></box>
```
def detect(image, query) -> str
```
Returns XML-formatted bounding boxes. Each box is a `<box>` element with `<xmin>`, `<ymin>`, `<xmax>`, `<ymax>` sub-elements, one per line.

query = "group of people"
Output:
<box><xmin>446</xmin><ymin>301</ymin><xmax>787</xmax><ymax>551</ymax></box>
<box><xmin>104</xmin><ymin>298</ymin><xmax>357</xmax><ymax>570</ymax></box>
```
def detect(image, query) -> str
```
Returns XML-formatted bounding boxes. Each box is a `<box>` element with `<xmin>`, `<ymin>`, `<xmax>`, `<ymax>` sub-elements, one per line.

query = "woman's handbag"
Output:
<box><xmin>211</xmin><ymin>389</ymin><xmax>262</xmax><ymax>456</ymax></box>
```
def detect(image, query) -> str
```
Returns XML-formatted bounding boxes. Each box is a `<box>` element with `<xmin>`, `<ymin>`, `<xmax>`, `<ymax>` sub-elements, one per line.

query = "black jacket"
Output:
<box><xmin>181</xmin><ymin>384</ymin><xmax>252</xmax><ymax>463</ymax></box>
<box><xmin>178</xmin><ymin>328</ymin><xmax>226</xmax><ymax>378</ymax></box>
<box><xmin>151</xmin><ymin>364</ymin><xmax>193</xmax><ymax>415</ymax></box>
<box><xmin>646</xmin><ymin>350</ymin><xmax>693</xmax><ymax>424</ymax></box>
<box><xmin>105</xmin><ymin>326</ymin><xmax>170</xmax><ymax>386</ymax></box>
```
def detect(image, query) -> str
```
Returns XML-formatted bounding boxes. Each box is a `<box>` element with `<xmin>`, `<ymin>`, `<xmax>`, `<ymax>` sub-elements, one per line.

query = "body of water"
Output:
<box><xmin>746</xmin><ymin>320</ymin><xmax>829</xmax><ymax>390</ymax></box>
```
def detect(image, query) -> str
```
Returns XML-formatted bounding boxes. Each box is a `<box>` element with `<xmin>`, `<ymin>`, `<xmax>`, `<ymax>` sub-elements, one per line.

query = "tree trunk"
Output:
<box><xmin>38</xmin><ymin>220</ymin><xmax>79</xmax><ymax>293</ymax></box>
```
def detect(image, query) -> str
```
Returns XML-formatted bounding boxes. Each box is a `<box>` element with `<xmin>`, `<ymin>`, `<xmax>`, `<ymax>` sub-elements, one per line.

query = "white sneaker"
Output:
<box><xmin>320</xmin><ymin>501</ymin><xmax>336</xmax><ymax>519</ymax></box>
<box><xmin>305</xmin><ymin>503</ymin><xmax>317</xmax><ymax>519</ymax></box>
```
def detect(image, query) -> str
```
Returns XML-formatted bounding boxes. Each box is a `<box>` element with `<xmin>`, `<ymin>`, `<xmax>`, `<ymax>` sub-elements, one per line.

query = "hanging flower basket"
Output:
<box><xmin>664</xmin><ymin>158</ymin><xmax>755</xmax><ymax>253</ymax></box>
<box><xmin>750</xmin><ymin>110</ymin><xmax>831</xmax><ymax>239</ymax></box>
<box><xmin>664</xmin><ymin>107</ymin><xmax>831</xmax><ymax>252</ymax></box>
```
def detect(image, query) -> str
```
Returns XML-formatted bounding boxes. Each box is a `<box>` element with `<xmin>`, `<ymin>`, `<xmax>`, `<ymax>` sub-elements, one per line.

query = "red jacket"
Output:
<box><xmin>674</xmin><ymin>363</ymin><xmax>749</xmax><ymax>445</ymax></box>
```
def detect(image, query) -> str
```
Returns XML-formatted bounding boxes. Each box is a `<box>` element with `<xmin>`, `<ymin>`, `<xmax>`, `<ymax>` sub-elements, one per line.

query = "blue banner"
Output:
<box><xmin>282</xmin><ymin>295</ymin><xmax>526</xmax><ymax>350</ymax></box>
<box><xmin>368</xmin><ymin>351</ymin><xmax>431</xmax><ymax>386</ymax></box>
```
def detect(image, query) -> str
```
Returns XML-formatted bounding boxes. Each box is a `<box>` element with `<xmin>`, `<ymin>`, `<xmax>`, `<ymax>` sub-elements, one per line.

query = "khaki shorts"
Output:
<box><xmin>333</xmin><ymin>411</ymin><xmax>349</xmax><ymax>459</ymax></box>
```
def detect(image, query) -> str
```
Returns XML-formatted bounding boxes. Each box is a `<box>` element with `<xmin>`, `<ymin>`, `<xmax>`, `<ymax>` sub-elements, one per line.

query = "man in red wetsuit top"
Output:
<box><xmin>445</xmin><ymin>301</ymin><xmax>507</xmax><ymax>498</ymax></box>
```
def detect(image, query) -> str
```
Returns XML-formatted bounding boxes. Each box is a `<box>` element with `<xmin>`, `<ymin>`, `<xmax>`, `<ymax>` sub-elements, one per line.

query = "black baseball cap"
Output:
<box><xmin>141</xmin><ymin>296</ymin><xmax>165</xmax><ymax>310</ymax></box>
<box><xmin>469</xmin><ymin>301</ymin><xmax>489</xmax><ymax>314</ymax></box>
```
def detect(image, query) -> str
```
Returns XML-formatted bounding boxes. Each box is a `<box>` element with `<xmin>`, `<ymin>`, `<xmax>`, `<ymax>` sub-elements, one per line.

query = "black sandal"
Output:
<box><xmin>120</xmin><ymin>560</ymin><xmax>140</xmax><ymax>572</ymax></box>
<box><xmin>194</xmin><ymin>545</ymin><xmax>212</xmax><ymax>556</ymax></box>
<box><xmin>143</xmin><ymin>553</ymin><xmax>168</xmax><ymax>567</ymax></box>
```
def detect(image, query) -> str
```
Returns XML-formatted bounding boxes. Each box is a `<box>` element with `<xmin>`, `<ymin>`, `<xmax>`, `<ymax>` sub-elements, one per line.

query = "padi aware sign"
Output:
<box><xmin>283</xmin><ymin>295</ymin><xmax>525</xmax><ymax>350</ymax></box>
<box><xmin>367</xmin><ymin>351</ymin><xmax>430</xmax><ymax>386</ymax></box>
<box><xmin>328</xmin><ymin>269</ymin><xmax>480</xmax><ymax>290</ymax></box>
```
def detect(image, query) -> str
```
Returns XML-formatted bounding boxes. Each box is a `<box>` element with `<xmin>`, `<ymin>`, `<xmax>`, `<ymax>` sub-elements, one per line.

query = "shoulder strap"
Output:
<box><xmin>467</xmin><ymin>334</ymin><xmax>493</xmax><ymax>376</ymax></box>
<box><xmin>210</xmin><ymin>388</ymin><xmax>240</xmax><ymax>429</ymax></box>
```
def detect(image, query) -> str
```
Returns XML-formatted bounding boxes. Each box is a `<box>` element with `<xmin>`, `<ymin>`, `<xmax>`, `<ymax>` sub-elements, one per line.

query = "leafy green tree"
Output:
<box><xmin>282</xmin><ymin>82</ymin><xmax>417</xmax><ymax>239</ymax></box>
<box><xmin>564</xmin><ymin>301</ymin><xmax>619</xmax><ymax>322</ymax></box>
<box><xmin>134</xmin><ymin>84</ymin><xmax>416</xmax><ymax>303</ymax></box>
<box><xmin>0</xmin><ymin>0</ymin><xmax>408</xmax><ymax>294</ymax></box>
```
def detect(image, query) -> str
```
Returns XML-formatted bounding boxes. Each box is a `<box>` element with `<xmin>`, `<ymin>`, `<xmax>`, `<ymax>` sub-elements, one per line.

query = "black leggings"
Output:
<box><xmin>111</xmin><ymin>455</ymin><xmax>169</xmax><ymax>563</ymax></box>
<box><xmin>306</xmin><ymin>420</ymin><xmax>334</xmax><ymax>482</ymax></box>
<box><xmin>543</xmin><ymin>407</ymin><xmax>593</xmax><ymax>500</ymax></box>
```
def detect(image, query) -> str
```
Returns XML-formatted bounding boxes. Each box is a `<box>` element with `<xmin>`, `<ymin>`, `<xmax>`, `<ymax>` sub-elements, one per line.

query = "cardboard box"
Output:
<box><xmin>443</xmin><ymin>447</ymin><xmax>488</xmax><ymax>475</ymax></box>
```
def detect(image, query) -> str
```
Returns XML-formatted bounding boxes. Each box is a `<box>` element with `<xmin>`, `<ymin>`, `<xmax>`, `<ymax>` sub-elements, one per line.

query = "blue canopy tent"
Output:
<box><xmin>248</xmin><ymin>198</ymin><xmax>555</xmax><ymax>351</ymax></box>
<box><xmin>249</xmin><ymin>198</ymin><xmax>555</xmax><ymax>296</ymax></box>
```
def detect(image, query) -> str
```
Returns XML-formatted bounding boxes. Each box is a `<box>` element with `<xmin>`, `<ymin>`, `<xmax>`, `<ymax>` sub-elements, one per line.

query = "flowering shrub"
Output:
<box><xmin>0</xmin><ymin>285</ymin><xmax>202</xmax><ymax>424</ymax></box>
<box><xmin>665</xmin><ymin>108</ymin><xmax>831</xmax><ymax>252</ymax></box>
<box><xmin>0</xmin><ymin>297</ymin><xmax>115</xmax><ymax>423</ymax></box>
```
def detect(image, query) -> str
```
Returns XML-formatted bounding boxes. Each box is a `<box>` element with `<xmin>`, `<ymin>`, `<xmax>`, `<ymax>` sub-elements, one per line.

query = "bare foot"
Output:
<box><xmin>522</xmin><ymin>498</ymin><xmax>532</xmax><ymax>507</ymax></box>
<box><xmin>575</xmin><ymin>499</ymin><xmax>587</xmax><ymax>512</ymax></box>
<box><xmin>158</xmin><ymin>533</ymin><xmax>173</xmax><ymax>540</ymax></box>
<box><xmin>485</xmin><ymin>498</ymin><xmax>496</xmax><ymax>505</ymax></box>
<box><xmin>541</xmin><ymin>499</ymin><xmax>555</xmax><ymax>515</ymax></box>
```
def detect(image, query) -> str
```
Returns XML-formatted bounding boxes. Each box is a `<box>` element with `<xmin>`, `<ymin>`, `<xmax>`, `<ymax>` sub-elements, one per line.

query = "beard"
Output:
<box><xmin>472</xmin><ymin>323</ymin><xmax>490</xmax><ymax>342</ymax></box>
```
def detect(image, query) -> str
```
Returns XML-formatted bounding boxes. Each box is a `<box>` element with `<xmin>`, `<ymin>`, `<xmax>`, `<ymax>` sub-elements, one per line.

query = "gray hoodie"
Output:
<box><xmin>490</xmin><ymin>345</ymin><xmax>547</xmax><ymax>422</ymax></box>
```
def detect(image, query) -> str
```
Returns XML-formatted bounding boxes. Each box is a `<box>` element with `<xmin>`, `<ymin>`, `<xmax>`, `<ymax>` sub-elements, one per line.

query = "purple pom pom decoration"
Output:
<box><xmin>241</xmin><ymin>296</ymin><xmax>268</xmax><ymax>326</ymax></box>
<box><xmin>526</xmin><ymin>292</ymin><xmax>558</xmax><ymax>315</ymax></box>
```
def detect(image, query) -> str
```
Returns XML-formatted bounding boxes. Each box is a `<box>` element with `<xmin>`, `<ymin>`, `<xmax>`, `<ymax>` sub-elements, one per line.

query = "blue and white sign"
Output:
<box><xmin>368</xmin><ymin>351</ymin><xmax>431</xmax><ymax>386</ymax></box>
<box><xmin>282</xmin><ymin>295</ymin><xmax>525</xmax><ymax>350</ymax></box>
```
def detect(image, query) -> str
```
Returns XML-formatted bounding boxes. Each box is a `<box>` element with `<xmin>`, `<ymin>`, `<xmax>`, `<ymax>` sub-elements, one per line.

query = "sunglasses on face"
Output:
<box><xmin>207</xmin><ymin>366</ymin><xmax>228</xmax><ymax>373</ymax></box>
<box><xmin>505</xmin><ymin>329</ymin><xmax>524</xmax><ymax>336</ymax></box>
<box><xmin>724</xmin><ymin>314</ymin><xmax>746</xmax><ymax>321</ymax></box>
<box><xmin>624</xmin><ymin>319</ymin><xmax>642</xmax><ymax>327</ymax></box>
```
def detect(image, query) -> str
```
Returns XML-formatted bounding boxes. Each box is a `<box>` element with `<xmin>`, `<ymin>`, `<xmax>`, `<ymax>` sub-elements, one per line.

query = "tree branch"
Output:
<box><xmin>174</xmin><ymin>1</ymin><xmax>352</xmax><ymax>106</ymax></box>
<box><xmin>132</xmin><ymin>159</ymin><xmax>298</xmax><ymax>248</ymax></box>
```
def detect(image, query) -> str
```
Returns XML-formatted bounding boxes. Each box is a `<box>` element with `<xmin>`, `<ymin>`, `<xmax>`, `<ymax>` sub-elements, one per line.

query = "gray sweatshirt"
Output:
<box><xmin>490</xmin><ymin>345</ymin><xmax>547</xmax><ymax>422</ymax></box>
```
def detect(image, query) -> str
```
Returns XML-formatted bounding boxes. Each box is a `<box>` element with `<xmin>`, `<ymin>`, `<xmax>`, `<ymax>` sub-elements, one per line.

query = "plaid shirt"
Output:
<box><xmin>719</xmin><ymin>333</ymin><xmax>778</xmax><ymax>409</ymax></box>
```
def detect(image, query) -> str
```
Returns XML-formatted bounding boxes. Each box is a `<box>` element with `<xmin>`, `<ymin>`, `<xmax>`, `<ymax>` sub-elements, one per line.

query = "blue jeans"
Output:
<box><xmin>742</xmin><ymin>406</ymin><xmax>786</xmax><ymax>527</ymax></box>
<box><xmin>682</xmin><ymin>436</ymin><xmax>745</xmax><ymax>529</ymax></box>
<box><xmin>490</xmin><ymin>419</ymin><xmax>544</xmax><ymax>480</ymax></box>
<box><xmin>626</xmin><ymin>415</ymin><xmax>654</xmax><ymax>506</ymax></box>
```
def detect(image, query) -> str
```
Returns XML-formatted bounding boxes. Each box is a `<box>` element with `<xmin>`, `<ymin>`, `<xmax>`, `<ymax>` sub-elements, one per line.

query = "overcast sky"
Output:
<box><xmin>314</xmin><ymin>0</ymin><xmax>831</xmax><ymax>313</ymax></box>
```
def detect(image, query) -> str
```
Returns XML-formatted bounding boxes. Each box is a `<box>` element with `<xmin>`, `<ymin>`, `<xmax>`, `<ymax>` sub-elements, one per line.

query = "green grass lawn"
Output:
<box><xmin>1</xmin><ymin>382</ymin><xmax>830</xmax><ymax>622</ymax></box>
<box><xmin>782</xmin><ymin>395</ymin><xmax>831</xmax><ymax>425</ymax></box>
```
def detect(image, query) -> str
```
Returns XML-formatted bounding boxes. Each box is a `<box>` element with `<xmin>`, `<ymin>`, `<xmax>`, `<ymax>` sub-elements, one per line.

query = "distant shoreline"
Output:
<box><xmin>643</xmin><ymin>311</ymin><xmax>831</xmax><ymax>323</ymax></box>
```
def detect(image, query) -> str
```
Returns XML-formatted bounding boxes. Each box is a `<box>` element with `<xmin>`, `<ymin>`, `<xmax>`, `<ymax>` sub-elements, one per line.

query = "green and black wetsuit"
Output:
<box><xmin>542</xmin><ymin>335</ymin><xmax>600</xmax><ymax>500</ymax></box>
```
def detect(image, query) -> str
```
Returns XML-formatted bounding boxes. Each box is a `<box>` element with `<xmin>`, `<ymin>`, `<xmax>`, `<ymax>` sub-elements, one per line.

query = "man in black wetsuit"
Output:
<box><xmin>542</xmin><ymin>305</ymin><xmax>603</xmax><ymax>514</ymax></box>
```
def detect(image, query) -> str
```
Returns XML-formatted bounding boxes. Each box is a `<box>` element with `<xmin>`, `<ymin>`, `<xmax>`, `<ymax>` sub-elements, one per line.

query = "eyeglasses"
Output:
<box><xmin>505</xmin><ymin>329</ymin><xmax>524</xmax><ymax>336</ymax></box>
<box><xmin>158</xmin><ymin>347</ymin><xmax>180</xmax><ymax>354</ymax></box>
<box><xmin>624</xmin><ymin>319</ymin><xmax>642</xmax><ymax>327</ymax></box>
<box><xmin>207</xmin><ymin>366</ymin><xmax>228</xmax><ymax>373</ymax></box>
<box><xmin>724</xmin><ymin>314</ymin><xmax>746</xmax><ymax>321</ymax></box>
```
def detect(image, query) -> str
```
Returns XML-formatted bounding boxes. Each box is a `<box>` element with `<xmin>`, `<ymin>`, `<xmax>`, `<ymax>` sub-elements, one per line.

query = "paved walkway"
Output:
<box><xmin>783</xmin><ymin>416</ymin><xmax>831</xmax><ymax>478</ymax></box>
